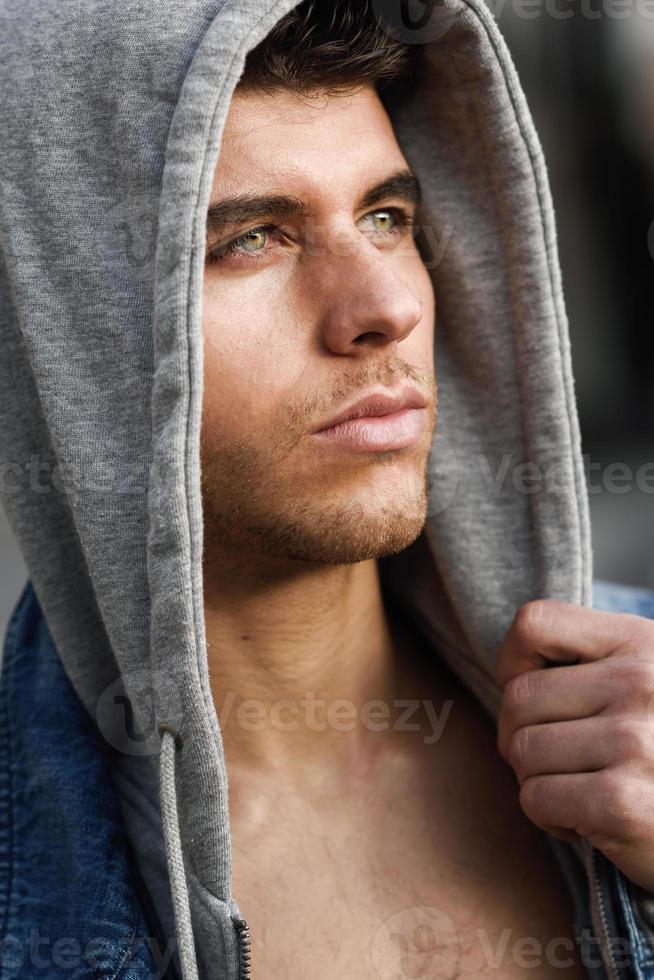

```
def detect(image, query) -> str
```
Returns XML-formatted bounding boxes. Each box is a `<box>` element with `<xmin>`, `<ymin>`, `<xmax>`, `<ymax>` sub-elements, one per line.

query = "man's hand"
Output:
<box><xmin>496</xmin><ymin>599</ymin><xmax>654</xmax><ymax>892</ymax></box>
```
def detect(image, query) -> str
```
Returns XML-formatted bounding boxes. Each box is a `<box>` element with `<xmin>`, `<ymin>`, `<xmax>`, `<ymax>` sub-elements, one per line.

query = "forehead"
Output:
<box><xmin>211</xmin><ymin>85</ymin><xmax>408</xmax><ymax>198</ymax></box>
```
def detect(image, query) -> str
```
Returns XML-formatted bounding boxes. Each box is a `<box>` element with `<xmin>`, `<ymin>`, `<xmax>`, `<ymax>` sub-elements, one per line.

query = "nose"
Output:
<box><xmin>316</xmin><ymin>230</ymin><xmax>425</xmax><ymax>355</ymax></box>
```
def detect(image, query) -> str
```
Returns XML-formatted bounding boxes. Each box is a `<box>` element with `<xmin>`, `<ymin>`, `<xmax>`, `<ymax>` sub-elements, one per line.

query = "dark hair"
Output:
<box><xmin>238</xmin><ymin>0</ymin><xmax>423</xmax><ymax>99</ymax></box>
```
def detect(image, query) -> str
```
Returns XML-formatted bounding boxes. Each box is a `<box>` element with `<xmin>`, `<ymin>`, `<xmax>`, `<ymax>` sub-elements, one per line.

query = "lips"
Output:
<box><xmin>312</xmin><ymin>385</ymin><xmax>429</xmax><ymax>434</ymax></box>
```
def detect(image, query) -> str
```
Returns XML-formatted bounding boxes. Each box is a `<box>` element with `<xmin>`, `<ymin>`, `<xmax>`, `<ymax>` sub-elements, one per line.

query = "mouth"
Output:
<box><xmin>310</xmin><ymin>385</ymin><xmax>431</xmax><ymax>453</ymax></box>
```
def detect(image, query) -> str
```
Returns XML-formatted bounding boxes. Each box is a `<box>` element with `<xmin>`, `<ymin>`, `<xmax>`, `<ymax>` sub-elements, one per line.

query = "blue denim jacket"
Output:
<box><xmin>2</xmin><ymin>577</ymin><xmax>654</xmax><ymax>980</ymax></box>
<box><xmin>0</xmin><ymin>581</ymin><xmax>172</xmax><ymax>980</ymax></box>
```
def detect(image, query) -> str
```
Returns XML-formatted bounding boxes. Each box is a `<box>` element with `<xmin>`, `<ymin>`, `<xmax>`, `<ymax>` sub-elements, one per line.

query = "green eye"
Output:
<box><xmin>206</xmin><ymin>225</ymin><xmax>276</xmax><ymax>264</ymax></box>
<box><xmin>371</xmin><ymin>211</ymin><xmax>395</xmax><ymax>231</ymax></box>
<box><xmin>235</xmin><ymin>230</ymin><xmax>268</xmax><ymax>253</ymax></box>
<box><xmin>360</xmin><ymin>207</ymin><xmax>414</xmax><ymax>237</ymax></box>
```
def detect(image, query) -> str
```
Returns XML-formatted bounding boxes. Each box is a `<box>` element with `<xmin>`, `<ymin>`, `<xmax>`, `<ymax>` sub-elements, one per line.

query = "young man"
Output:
<box><xmin>200</xmin><ymin>17</ymin><xmax>587</xmax><ymax>978</ymax></box>
<box><xmin>3</xmin><ymin>1</ymin><xmax>654</xmax><ymax>979</ymax></box>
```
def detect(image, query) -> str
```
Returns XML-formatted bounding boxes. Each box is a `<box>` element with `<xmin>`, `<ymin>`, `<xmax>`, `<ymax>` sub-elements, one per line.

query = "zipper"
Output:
<box><xmin>234</xmin><ymin>917</ymin><xmax>252</xmax><ymax>980</ymax></box>
<box><xmin>587</xmin><ymin>839</ymin><xmax>622</xmax><ymax>980</ymax></box>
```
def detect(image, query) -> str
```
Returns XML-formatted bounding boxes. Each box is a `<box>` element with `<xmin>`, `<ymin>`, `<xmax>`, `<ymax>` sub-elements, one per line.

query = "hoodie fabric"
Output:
<box><xmin>1</xmin><ymin>0</ymin><xmax>654</xmax><ymax>978</ymax></box>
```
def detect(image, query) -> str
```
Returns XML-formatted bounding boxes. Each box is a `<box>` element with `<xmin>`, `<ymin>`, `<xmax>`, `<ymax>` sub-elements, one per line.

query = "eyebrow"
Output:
<box><xmin>205</xmin><ymin>168</ymin><xmax>423</xmax><ymax>240</ymax></box>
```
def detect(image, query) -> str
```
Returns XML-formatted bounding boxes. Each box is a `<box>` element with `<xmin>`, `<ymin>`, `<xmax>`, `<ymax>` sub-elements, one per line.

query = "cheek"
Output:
<box><xmin>202</xmin><ymin>339</ymin><xmax>272</xmax><ymax>443</ymax></box>
<box><xmin>201</xmin><ymin>285</ymin><xmax>308</xmax><ymax>442</ymax></box>
<box><xmin>399</xmin><ymin>261</ymin><xmax>436</xmax><ymax>371</ymax></box>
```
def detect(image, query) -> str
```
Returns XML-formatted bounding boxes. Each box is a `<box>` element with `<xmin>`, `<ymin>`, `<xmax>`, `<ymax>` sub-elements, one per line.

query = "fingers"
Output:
<box><xmin>503</xmin><ymin>716</ymin><xmax>612</xmax><ymax>785</ymax></box>
<box><xmin>518</xmin><ymin>769</ymin><xmax>647</xmax><ymax>847</ymax></box>
<box><xmin>497</xmin><ymin>661</ymin><xmax>612</xmax><ymax>758</ymax></box>
<box><xmin>518</xmin><ymin>772</ymin><xmax>597</xmax><ymax>837</ymax></box>
<box><xmin>496</xmin><ymin>600</ymin><xmax>644</xmax><ymax>687</ymax></box>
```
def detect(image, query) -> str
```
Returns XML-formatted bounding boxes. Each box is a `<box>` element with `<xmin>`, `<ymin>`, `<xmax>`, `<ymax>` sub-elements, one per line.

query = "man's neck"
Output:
<box><xmin>203</xmin><ymin>555</ymin><xmax>403</xmax><ymax>783</ymax></box>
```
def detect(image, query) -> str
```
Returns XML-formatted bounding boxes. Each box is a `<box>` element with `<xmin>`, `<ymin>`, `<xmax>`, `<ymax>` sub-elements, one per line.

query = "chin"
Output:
<box><xmin>275</xmin><ymin>481</ymin><xmax>430</xmax><ymax>566</ymax></box>
<box><xmin>337</xmin><ymin>511</ymin><xmax>427</xmax><ymax>564</ymax></box>
<box><xmin>201</xmin><ymin>452</ymin><xmax>431</xmax><ymax>566</ymax></box>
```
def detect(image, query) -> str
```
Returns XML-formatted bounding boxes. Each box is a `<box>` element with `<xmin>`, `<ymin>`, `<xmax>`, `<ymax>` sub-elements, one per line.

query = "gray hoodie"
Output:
<box><xmin>0</xmin><ymin>0</ymin><xmax>607</xmax><ymax>978</ymax></box>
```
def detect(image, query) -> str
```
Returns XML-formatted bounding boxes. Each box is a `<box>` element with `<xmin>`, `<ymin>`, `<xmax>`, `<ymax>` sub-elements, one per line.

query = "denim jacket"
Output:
<box><xmin>2</xmin><ymin>577</ymin><xmax>654</xmax><ymax>980</ymax></box>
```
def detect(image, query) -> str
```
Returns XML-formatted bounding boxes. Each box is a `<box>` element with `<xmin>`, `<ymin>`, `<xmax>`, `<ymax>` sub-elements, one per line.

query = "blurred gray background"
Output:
<box><xmin>2</xmin><ymin>2</ymin><xmax>654</xmax><ymax>645</ymax></box>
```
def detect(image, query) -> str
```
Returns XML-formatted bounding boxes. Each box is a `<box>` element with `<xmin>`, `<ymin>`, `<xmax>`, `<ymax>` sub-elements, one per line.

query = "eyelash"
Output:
<box><xmin>205</xmin><ymin>207</ymin><xmax>416</xmax><ymax>266</ymax></box>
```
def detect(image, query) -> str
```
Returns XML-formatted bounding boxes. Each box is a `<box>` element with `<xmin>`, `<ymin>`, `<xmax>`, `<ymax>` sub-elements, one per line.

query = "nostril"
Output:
<box><xmin>353</xmin><ymin>331</ymin><xmax>392</xmax><ymax>345</ymax></box>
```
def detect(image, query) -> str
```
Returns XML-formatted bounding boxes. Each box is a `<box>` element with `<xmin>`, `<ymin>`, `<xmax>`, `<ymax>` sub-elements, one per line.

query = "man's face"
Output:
<box><xmin>201</xmin><ymin>84</ymin><xmax>437</xmax><ymax>566</ymax></box>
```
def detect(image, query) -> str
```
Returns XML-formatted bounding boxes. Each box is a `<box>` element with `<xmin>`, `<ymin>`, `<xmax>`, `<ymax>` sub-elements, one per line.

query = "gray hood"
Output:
<box><xmin>0</xmin><ymin>0</ymin><xmax>593</xmax><ymax>977</ymax></box>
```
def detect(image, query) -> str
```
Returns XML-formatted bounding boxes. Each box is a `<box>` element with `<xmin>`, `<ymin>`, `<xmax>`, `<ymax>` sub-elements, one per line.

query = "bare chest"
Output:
<box><xmin>229</xmin><ymin>670</ymin><xmax>588</xmax><ymax>978</ymax></box>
